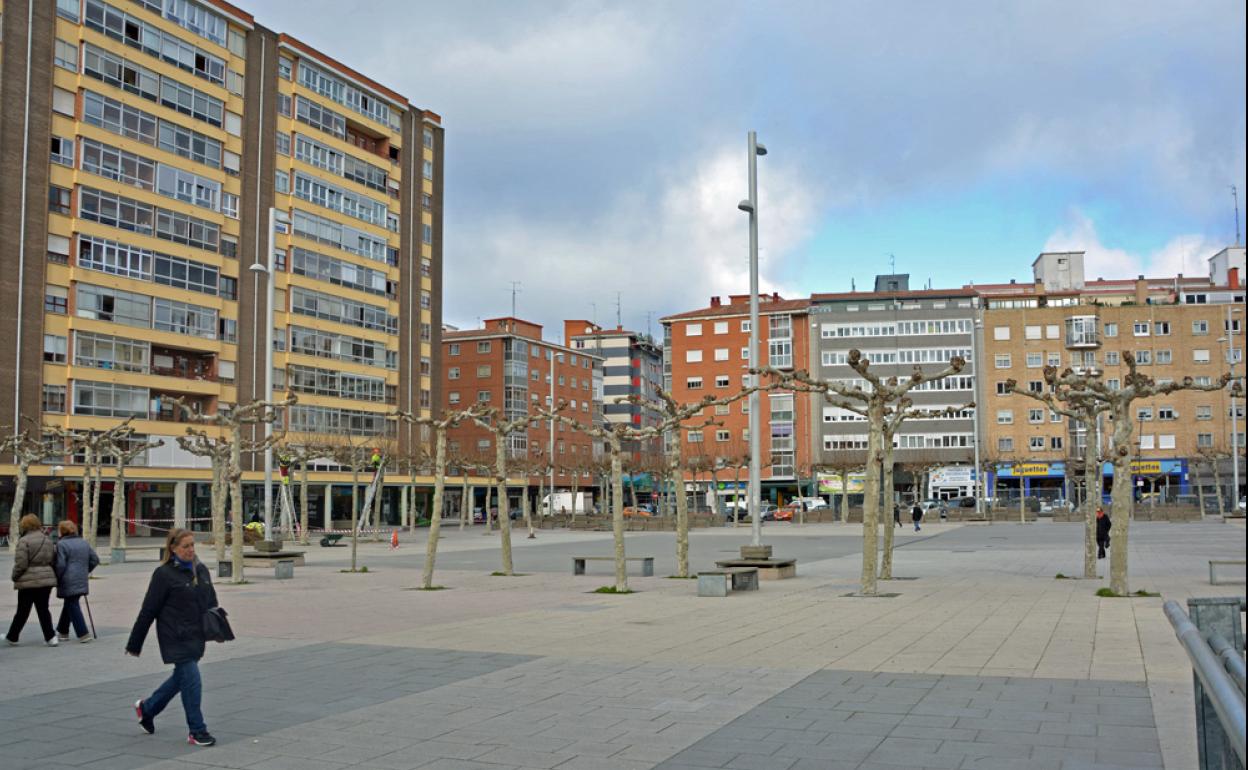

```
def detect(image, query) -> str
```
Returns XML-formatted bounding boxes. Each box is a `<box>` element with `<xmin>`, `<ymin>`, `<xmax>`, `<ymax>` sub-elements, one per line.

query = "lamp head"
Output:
<box><xmin>755</xmin><ymin>142</ymin><xmax>767</xmax><ymax>156</ymax></box>
<box><xmin>249</xmin><ymin>263</ymin><xmax>269</xmax><ymax>275</ymax></box>
<box><xmin>738</xmin><ymin>200</ymin><xmax>754</xmax><ymax>213</ymax></box>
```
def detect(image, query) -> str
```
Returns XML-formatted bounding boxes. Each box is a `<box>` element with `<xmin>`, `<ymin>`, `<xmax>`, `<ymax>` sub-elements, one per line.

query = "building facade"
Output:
<box><xmin>442</xmin><ymin>318</ymin><xmax>603</xmax><ymax>507</ymax></box>
<box><xmin>564</xmin><ymin>320</ymin><xmax>663</xmax><ymax>461</ymax></box>
<box><xmin>661</xmin><ymin>294</ymin><xmax>812</xmax><ymax>506</ymax></box>
<box><xmin>0</xmin><ymin>0</ymin><xmax>442</xmax><ymax>531</ymax></box>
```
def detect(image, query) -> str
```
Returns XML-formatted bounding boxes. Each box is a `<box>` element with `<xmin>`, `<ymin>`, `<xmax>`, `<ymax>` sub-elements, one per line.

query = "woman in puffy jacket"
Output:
<box><xmin>126</xmin><ymin>528</ymin><xmax>219</xmax><ymax>747</ymax></box>
<box><xmin>54</xmin><ymin>519</ymin><xmax>99</xmax><ymax>642</ymax></box>
<box><xmin>5</xmin><ymin>514</ymin><xmax>59</xmax><ymax>647</ymax></box>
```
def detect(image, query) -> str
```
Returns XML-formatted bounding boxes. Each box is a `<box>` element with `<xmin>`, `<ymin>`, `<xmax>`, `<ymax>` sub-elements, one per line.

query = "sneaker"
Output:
<box><xmin>188</xmin><ymin>731</ymin><xmax>216</xmax><ymax>747</ymax></box>
<box><xmin>4</xmin><ymin>638</ymin><xmax>16</xmax><ymax>647</ymax></box>
<box><xmin>135</xmin><ymin>700</ymin><xmax>154</xmax><ymax>735</ymax></box>
<box><xmin>78</xmin><ymin>635</ymin><xmax>94</xmax><ymax>644</ymax></box>
<box><xmin>57</xmin><ymin>633</ymin><xmax>69</xmax><ymax>641</ymax></box>
<box><xmin>45</xmin><ymin>636</ymin><xmax>59</xmax><ymax>647</ymax></box>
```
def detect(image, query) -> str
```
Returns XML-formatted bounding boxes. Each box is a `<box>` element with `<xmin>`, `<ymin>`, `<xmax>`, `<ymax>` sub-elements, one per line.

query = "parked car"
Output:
<box><xmin>956</xmin><ymin>497</ymin><xmax>977</xmax><ymax>508</ymax></box>
<box><xmin>622</xmin><ymin>506</ymin><xmax>652</xmax><ymax>518</ymax></box>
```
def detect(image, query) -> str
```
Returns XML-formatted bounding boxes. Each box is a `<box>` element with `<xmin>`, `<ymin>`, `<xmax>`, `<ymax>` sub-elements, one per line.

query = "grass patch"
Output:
<box><xmin>593</xmin><ymin>586</ymin><xmax>634</xmax><ymax>594</ymax></box>
<box><xmin>1133</xmin><ymin>589</ymin><xmax>1161</xmax><ymax>597</ymax></box>
<box><xmin>1096</xmin><ymin>587</ymin><xmax>1161</xmax><ymax>598</ymax></box>
<box><xmin>666</xmin><ymin>575</ymin><xmax>697</xmax><ymax>579</ymax></box>
<box><xmin>339</xmin><ymin>567</ymin><xmax>369</xmax><ymax>574</ymax></box>
<box><xmin>1096</xmin><ymin>588</ymin><xmax>1119</xmax><ymax>597</ymax></box>
<box><xmin>1055</xmin><ymin>573</ymin><xmax>1070</xmax><ymax>579</ymax></box>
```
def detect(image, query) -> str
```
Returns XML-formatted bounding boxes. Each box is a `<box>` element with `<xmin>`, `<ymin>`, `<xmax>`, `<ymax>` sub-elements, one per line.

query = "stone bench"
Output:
<box><xmin>1209</xmin><ymin>559</ymin><xmax>1246</xmax><ymax>585</ymax></box>
<box><xmin>714</xmin><ymin>558</ymin><xmax>797</xmax><ymax>580</ymax></box>
<box><xmin>110</xmin><ymin>545</ymin><xmax>165</xmax><ymax>564</ymax></box>
<box><xmin>697</xmin><ymin>567</ymin><xmax>759</xmax><ymax>597</ymax></box>
<box><xmin>572</xmin><ymin>556</ymin><xmax>654</xmax><ymax>577</ymax></box>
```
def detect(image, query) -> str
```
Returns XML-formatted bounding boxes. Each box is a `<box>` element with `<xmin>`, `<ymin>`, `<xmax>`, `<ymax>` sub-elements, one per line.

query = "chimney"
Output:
<box><xmin>1134</xmin><ymin>275</ymin><xmax>1147</xmax><ymax>304</ymax></box>
<box><xmin>710</xmin><ymin>296</ymin><xmax>721</xmax><ymax>308</ymax></box>
<box><xmin>772</xmin><ymin>292</ymin><xmax>779</xmax><ymax>301</ymax></box>
<box><xmin>1230</xmin><ymin>266</ymin><xmax>1241</xmax><ymax>289</ymax></box>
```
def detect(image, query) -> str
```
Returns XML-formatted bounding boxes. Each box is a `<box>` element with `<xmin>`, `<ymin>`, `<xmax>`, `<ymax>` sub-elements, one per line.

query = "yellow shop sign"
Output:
<box><xmin>1130</xmin><ymin>460</ymin><xmax>1162</xmax><ymax>475</ymax></box>
<box><xmin>1015</xmin><ymin>463</ymin><xmax>1051</xmax><ymax>476</ymax></box>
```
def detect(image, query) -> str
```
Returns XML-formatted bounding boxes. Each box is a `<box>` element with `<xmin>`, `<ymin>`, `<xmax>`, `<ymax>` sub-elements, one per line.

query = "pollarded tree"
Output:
<box><xmin>3</xmin><ymin>428</ymin><xmax>57</xmax><ymax>554</ymax></box>
<box><xmin>327</xmin><ymin>434</ymin><xmax>380</xmax><ymax>574</ymax></box>
<box><xmin>818</xmin><ymin>448</ymin><xmax>868</xmax><ymax>523</ymax></box>
<box><xmin>396</xmin><ymin>405</ymin><xmax>487</xmax><ymax>589</ymax></box>
<box><xmin>107</xmin><ymin>434</ymin><xmax>165</xmax><ymax>549</ymax></box>
<box><xmin>176</xmin><ymin>431</ymin><xmax>231</xmax><ymax>561</ymax></box>
<box><xmin>1039</xmin><ymin>357</ymin><xmax>1235</xmax><ymax>595</ymax></box>
<box><xmin>274</xmin><ymin>442</ymin><xmax>337</xmax><ymax>545</ymax></box>
<box><xmin>470</xmin><ymin>408</ymin><xmax>553</xmax><ymax>576</ymax></box>
<box><xmin>1194</xmin><ymin>445</ymin><xmax>1231</xmax><ymax>516</ymax></box>
<box><xmin>1007</xmin><ymin>376</ymin><xmax>1110</xmax><ymax>578</ymax></box>
<box><xmin>48</xmin><ymin>418</ymin><xmax>139</xmax><ymax>549</ymax></box>
<box><xmin>768</xmin><ymin>350</ymin><xmax>966</xmax><ymax>595</ymax></box>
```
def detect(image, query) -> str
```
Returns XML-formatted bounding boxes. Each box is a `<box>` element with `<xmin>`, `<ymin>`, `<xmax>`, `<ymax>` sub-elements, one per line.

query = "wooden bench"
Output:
<box><xmin>1209</xmin><ymin>559</ymin><xmax>1246</xmax><ymax>585</ymax></box>
<box><xmin>319</xmin><ymin>533</ymin><xmax>345</xmax><ymax>547</ymax></box>
<box><xmin>110</xmin><ymin>545</ymin><xmax>165</xmax><ymax>564</ymax></box>
<box><xmin>697</xmin><ymin>567</ymin><xmax>759</xmax><ymax>597</ymax></box>
<box><xmin>572</xmin><ymin>556</ymin><xmax>654</xmax><ymax>577</ymax></box>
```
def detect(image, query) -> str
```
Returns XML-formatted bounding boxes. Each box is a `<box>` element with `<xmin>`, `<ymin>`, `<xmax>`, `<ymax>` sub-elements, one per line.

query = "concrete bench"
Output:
<box><xmin>697</xmin><ymin>567</ymin><xmax>760</xmax><ymax>597</ymax></box>
<box><xmin>572</xmin><ymin>556</ymin><xmax>654</xmax><ymax>577</ymax></box>
<box><xmin>110</xmin><ymin>545</ymin><xmax>165</xmax><ymax>564</ymax></box>
<box><xmin>715</xmin><ymin>558</ymin><xmax>797</xmax><ymax>580</ymax></box>
<box><xmin>275</xmin><ymin>559</ymin><xmax>295</xmax><ymax>580</ymax></box>
<box><xmin>1208</xmin><ymin>559</ymin><xmax>1246</xmax><ymax>585</ymax></box>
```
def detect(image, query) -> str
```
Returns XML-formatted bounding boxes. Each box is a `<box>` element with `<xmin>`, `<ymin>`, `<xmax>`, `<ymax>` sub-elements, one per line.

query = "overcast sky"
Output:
<box><xmin>256</xmin><ymin>0</ymin><xmax>1246</xmax><ymax>341</ymax></box>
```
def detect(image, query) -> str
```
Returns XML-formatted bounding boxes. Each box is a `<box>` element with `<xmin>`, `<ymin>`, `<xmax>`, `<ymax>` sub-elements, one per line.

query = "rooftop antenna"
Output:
<box><xmin>590</xmin><ymin>302</ymin><xmax>597</xmax><ymax>326</ymax></box>
<box><xmin>509</xmin><ymin>281</ymin><xmax>522</xmax><ymax>317</ymax></box>
<box><xmin>889</xmin><ymin>253</ymin><xmax>896</xmax><ymax>275</ymax></box>
<box><xmin>615</xmin><ymin>291</ymin><xmax>622</xmax><ymax>328</ymax></box>
<box><xmin>1234</xmin><ymin>185</ymin><xmax>1241</xmax><ymax>246</ymax></box>
<box><xmin>645</xmin><ymin>310</ymin><xmax>654</xmax><ymax>340</ymax></box>
<box><xmin>851</xmin><ymin>277</ymin><xmax>856</xmax><ymax>291</ymax></box>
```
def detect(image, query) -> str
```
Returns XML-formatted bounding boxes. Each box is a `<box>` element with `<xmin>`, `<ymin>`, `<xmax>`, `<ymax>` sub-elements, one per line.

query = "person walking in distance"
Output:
<box><xmin>911</xmin><ymin>502</ymin><xmax>923</xmax><ymax>532</ymax></box>
<box><xmin>893</xmin><ymin>503</ymin><xmax>901</xmax><ymax>528</ymax></box>
<box><xmin>1095</xmin><ymin>506</ymin><xmax>1112</xmax><ymax>560</ymax></box>
<box><xmin>53</xmin><ymin>520</ymin><xmax>98</xmax><ymax>642</ymax></box>
<box><xmin>126</xmin><ymin>529</ymin><xmax>218</xmax><ymax>747</ymax></box>
<box><xmin>5</xmin><ymin>514</ymin><xmax>59</xmax><ymax>647</ymax></box>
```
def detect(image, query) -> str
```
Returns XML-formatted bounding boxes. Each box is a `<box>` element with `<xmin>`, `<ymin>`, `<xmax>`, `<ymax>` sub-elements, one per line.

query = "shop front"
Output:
<box><xmin>927</xmin><ymin>465</ymin><xmax>977</xmax><ymax>500</ymax></box>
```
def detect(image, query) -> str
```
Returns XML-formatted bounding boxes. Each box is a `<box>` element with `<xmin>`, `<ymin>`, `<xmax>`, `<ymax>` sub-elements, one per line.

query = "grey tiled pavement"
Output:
<box><xmin>654</xmin><ymin>669</ymin><xmax>1161</xmax><ymax>770</ymax></box>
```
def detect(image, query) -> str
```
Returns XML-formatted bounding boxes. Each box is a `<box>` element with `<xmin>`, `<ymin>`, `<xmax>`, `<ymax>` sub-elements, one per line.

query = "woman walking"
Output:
<box><xmin>1096</xmin><ymin>507</ymin><xmax>1112</xmax><ymax>559</ymax></box>
<box><xmin>125</xmin><ymin>529</ymin><xmax>217</xmax><ymax>747</ymax></box>
<box><xmin>54</xmin><ymin>520</ymin><xmax>99</xmax><ymax>642</ymax></box>
<box><xmin>5</xmin><ymin>514</ymin><xmax>59</xmax><ymax>646</ymax></box>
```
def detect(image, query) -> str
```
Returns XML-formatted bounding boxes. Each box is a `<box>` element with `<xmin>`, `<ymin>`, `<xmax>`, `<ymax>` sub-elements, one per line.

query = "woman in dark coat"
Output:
<box><xmin>911</xmin><ymin>503</ymin><xmax>923</xmax><ymax>532</ymax></box>
<box><xmin>54</xmin><ymin>519</ymin><xmax>99</xmax><ymax>642</ymax></box>
<box><xmin>5</xmin><ymin>514</ymin><xmax>58</xmax><ymax>646</ymax></box>
<box><xmin>1096</xmin><ymin>507</ymin><xmax>1112</xmax><ymax>559</ymax></box>
<box><xmin>126</xmin><ymin>528</ymin><xmax>218</xmax><ymax>747</ymax></box>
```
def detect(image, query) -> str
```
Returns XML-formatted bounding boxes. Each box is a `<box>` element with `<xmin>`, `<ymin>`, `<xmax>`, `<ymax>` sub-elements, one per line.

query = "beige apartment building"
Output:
<box><xmin>0</xmin><ymin>0</ymin><xmax>442</xmax><ymax>534</ymax></box>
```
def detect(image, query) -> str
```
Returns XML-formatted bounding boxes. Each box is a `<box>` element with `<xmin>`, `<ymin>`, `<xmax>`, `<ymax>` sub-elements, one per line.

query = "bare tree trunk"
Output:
<box><xmin>110</xmin><ymin>471</ymin><xmax>125</xmax><ymax>550</ymax></box>
<box><xmin>88</xmin><ymin>461</ymin><xmax>103</xmax><ymax>549</ymax></box>
<box><xmin>8</xmin><ymin>462</ymin><xmax>30</xmax><ymax>554</ymax></box>
<box><xmin>408</xmin><ymin>462</ymin><xmax>419</xmax><ymax>532</ymax></box>
<box><xmin>733</xmin><ymin>466</ymin><xmax>742</xmax><ymax>527</ymax></box>
<box><xmin>1109</xmin><ymin>455</ymin><xmax>1132</xmax><ymax>595</ymax></box>
<box><xmin>860</xmin><ymin>405</ymin><xmax>884</xmax><ymax>595</ymax></box>
<box><xmin>299</xmin><ymin>461</ymin><xmax>310</xmax><ymax>545</ymax></box>
<box><xmin>211</xmin><ymin>461</ymin><xmax>226</xmax><ymax>561</ymax></box>
<box><xmin>673</xmin><ymin>451</ymin><xmax>690</xmax><ymax>578</ymax></box>
<box><xmin>610</xmin><ymin>443</ymin><xmax>627</xmax><ymax>591</ymax></box>
<box><xmin>483</xmin><ymin>484</ymin><xmax>493</xmax><ymax>533</ymax></box>
<box><xmin>522</xmin><ymin>480</ymin><xmax>534</xmax><ymax>539</ymax></box>
<box><xmin>570</xmin><ymin>468</ymin><xmax>579</xmax><ymax>520</ymax></box>
<box><xmin>880</xmin><ymin>448</ymin><xmax>896</xmax><ymax>580</ymax></box>
<box><xmin>840</xmin><ymin>469</ymin><xmax>850</xmax><ymax>523</ymax></box>
<box><xmin>459</xmin><ymin>477</ymin><xmax>469</xmax><ymax>531</ymax></box>
<box><xmin>710</xmin><ymin>465</ymin><xmax>720</xmax><ymax>519</ymax></box>
<box><xmin>229</xmin><ymin>436</ymin><xmax>245</xmax><ymax>583</ymax></box>
<box><xmin>495</xmin><ymin>441</ymin><xmax>514</xmax><ymax>574</ymax></box>
<box><xmin>536</xmin><ymin>474</ymin><xmax>545</xmax><ymax>520</ymax></box>
<box><xmin>628</xmin><ymin>474</ymin><xmax>638</xmax><ymax>508</ymax></box>
<box><xmin>1082</xmin><ymin>418</ymin><xmax>1100</xmax><ymax>579</ymax></box>
<box><xmin>1195</xmin><ymin>463</ymin><xmax>1207</xmax><ymax>517</ymax></box>
<box><xmin>422</xmin><ymin>429</ymin><xmax>448</xmax><ymax>589</ymax></box>
<box><xmin>80</xmin><ymin>448</ymin><xmax>95</xmax><ymax>548</ymax></box>
<box><xmin>350</xmin><ymin>465</ymin><xmax>360</xmax><ymax>572</ymax></box>
<box><xmin>1211</xmin><ymin>462</ymin><xmax>1225</xmax><ymax>516</ymax></box>
<box><xmin>371</xmin><ymin>464</ymin><xmax>383</xmax><ymax>541</ymax></box>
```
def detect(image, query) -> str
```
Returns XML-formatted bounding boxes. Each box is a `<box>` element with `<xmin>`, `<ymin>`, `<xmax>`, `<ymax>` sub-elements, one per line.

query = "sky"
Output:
<box><xmin>256</xmin><ymin>0</ymin><xmax>1246</xmax><ymax>341</ymax></box>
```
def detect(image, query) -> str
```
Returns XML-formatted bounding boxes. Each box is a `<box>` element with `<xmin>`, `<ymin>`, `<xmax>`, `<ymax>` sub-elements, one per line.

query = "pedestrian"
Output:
<box><xmin>126</xmin><ymin>528</ymin><xmax>218</xmax><ymax>747</ymax></box>
<box><xmin>53</xmin><ymin>520</ymin><xmax>99</xmax><ymax>643</ymax></box>
<box><xmin>893</xmin><ymin>503</ymin><xmax>901</xmax><ymax>528</ymax></box>
<box><xmin>5</xmin><ymin>514</ymin><xmax>58</xmax><ymax>647</ymax></box>
<box><xmin>1096</xmin><ymin>506</ymin><xmax>1111</xmax><ymax>559</ymax></box>
<box><xmin>911</xmin><ymin>502</ymin><xmax>923</xmax><ymax>532</ymax></box>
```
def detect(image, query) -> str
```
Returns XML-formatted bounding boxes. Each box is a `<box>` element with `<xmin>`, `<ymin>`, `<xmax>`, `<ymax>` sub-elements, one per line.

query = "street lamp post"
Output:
<box><xmin>249</xmin><ymin>207</ymin><xmax>289</xmax><ymax>542</ymax></box>
<box><xmin>972</xmin><ymin>316</ymin><xmax>984</xmax><ymax>516</ymax></box>
<box><xmin>737</xmin><ymin>131</ymin><xmax>766</xmax><ymax>547</ymax></box>
<box><xmin>1220</xmin><ymin>305</ymin><xmax>1242</xmax><ymax>512</ymax></box>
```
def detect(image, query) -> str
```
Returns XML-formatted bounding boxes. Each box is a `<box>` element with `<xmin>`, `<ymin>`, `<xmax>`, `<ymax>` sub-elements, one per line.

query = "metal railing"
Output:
<box><xmin>1164</xmin><ymin>597</ymin><xmax>1246</xmax><ymax>769</ymax></box>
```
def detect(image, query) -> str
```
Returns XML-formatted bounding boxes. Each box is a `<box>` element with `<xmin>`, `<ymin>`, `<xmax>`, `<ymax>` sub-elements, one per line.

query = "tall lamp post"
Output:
<box><xmin>737</xmin><ymin>131</ymin><xmax>766</xmax><ymax>547</ymax></box>
<box><xmin>1218</xmin><ymin>305</ymin><xmax>1242</xmax><ymax>512</ymax></box>
<box><xmin>248</xmin><ymin>207</ymin><xmax>290</xmax><ymax>541</ymax></box>
<box><xmin>972</xmin><ymin>316</ymin><xmax>984</xmax><ymax>516</ymax></box>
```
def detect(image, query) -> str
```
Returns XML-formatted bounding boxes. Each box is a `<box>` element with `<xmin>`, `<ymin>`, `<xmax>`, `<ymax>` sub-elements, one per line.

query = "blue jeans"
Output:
<box><xmin>144</xmin><ymin>660</ymin><xmax>206</xmax><ymax>734</ymax></box>
<box><xmin>56</xmin><ymin>596</ymin><xmax>88</xmax><ymax>638</ymax></box>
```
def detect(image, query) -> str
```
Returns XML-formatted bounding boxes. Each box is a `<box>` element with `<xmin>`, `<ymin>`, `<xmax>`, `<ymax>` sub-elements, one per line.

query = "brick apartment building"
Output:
<box><xmin>442</xmin><ymin>318</ymin><xmax>603</xmax><ymax>510</ymax></box>
<box><xmin>564</xmin><ymin>320</ymin><xmax>664</xmax><ymax>461</ymax></box>
<box><xmin>661</xmin><ymin>294</ymin><xmax>812</xmax><ymax>507</ymax></box>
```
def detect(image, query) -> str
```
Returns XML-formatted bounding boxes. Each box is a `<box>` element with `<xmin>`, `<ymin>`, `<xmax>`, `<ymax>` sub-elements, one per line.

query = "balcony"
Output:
<box><xmin>1065</xmin><ymin>316</ymin><xmax>1100</xmax><ymax>349</ymax></box>
<box><xmin>150</xmin><ymin>392</ymin><xmax>215</xmax><ymax>423</ymax></box>
<box><xmin>151</xmin><ymin>346</ymin><xmax>218</xmax><ymax>382</ymax></box>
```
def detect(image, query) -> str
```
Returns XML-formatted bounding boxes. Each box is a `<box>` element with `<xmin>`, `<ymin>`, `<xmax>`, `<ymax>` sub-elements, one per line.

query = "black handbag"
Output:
<box><xmin>202</xmin><ymin>606</ymin><xmax>235</xmax><ymax>643</ymax></box>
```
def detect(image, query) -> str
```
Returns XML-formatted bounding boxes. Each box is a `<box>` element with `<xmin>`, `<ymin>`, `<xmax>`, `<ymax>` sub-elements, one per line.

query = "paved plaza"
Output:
<box><xmin>0</xmin><ymin>518</ymin><xmax>1243</xmax><ymax>770</ymax></box>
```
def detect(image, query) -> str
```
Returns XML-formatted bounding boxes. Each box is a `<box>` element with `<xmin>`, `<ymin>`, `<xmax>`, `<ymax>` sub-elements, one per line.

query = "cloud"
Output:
<box><xmin>443</xmin><ymin>144</ymin><xmax>820</xmax><ymax>336</ymax></box>
<box><xmin>1043</xmin><ymin>209</ymin><xmax>1219</xmax><ymax>280</ymax></box>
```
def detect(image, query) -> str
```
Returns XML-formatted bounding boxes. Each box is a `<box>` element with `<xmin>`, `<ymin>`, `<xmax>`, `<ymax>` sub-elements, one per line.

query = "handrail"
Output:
<box><xmin>1163</xmin><ymin>600</ymin><xmax>1247</xmax><ymax>765</ymax></box>
<box><xmin>1208</xmin><ymin>631</ymin><xmax>1247</xmax><ymax>695</ymax></box>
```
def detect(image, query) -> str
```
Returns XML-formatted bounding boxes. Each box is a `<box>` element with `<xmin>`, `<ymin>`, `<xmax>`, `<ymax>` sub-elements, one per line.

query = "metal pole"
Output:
<box><xmin>549</xmin><ymin>348</ymin><xmax>555</xmax><ymax>509</ymax></box>
<box><xmin>262</xmin><ymin>208</ymin><xmax>277</xmax><ymax>540</ymax></box>
<box><xmin>1228</xmin><ymin>305</ymin><xmax>1240</xmax><ymax>512</ymax></box>
<box><xmin>972</xmin><ymin>316</ymin><xmax>984</xmax><ymax>515</ymax></box>
<box><xmin>746</xmin><ymin>131</ymin><xmax>762</xmax><ymax>547</ymax></box>
<box><xmin>1164</xmin><ymin>600</ymin><xmax>1247</xmax><ymax>766</ymax></box>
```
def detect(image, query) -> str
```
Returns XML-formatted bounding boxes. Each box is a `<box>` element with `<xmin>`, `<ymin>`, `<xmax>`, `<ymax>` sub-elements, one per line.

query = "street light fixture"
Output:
<box><xmin>1217</xmin><ymin>305</ymin><xmax>1243</xmax><ymax>512</ymax></box>
<box><xmin>249</xmin><ymin>207</ymin><xmax>290</xmax><ymax>542</ymax></box>
<box><xmin>738</xmin><ymin>132</ymin><xmax>766</xmax><ymax>547</ymax></box>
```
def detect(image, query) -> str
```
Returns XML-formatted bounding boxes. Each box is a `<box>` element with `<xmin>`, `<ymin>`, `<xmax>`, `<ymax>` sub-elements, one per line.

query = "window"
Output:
<box><xmin>1029</xmin><ymin>436</ymin><xmax>1045</xmax><ymax>451</ymax></box>
<box><xmin>1051</xmin><ymin>410</ymin><xmax>1063</xmax><ymax>423</ymax></box>
<box><xmin>448</xmin><ymin>391</ymin><xmax>460</xmax><ymax>405</ymax></box>
<box><xmin>477</xmin><ymin>390</ymin><xmax>490</xmax><ymax>403</ymax></box>
<box><xmin>741</xmin><ymin>320</ymin><xmax>751</xmax><ymax>332</ymax></box>
<box><xmin>1197</xmin><ymin>433</ymin><xmax>1213</xmax><ymax>448</ymax></box>
<box><xmin>53</xmin><ymin>87</ymin><xmax>76</xmax><ymax>116</ymax></box>
<box><xmin>1025</xmin><ymin>352</ymin><xmax>1042</xmax><ymax>368</ymax></box>
<box><xmin>685</xmin><ymin>350</ymin><xmax>702</xmax><ymax>363</ymax></box>
<box><xmin>224</xmin><ymin>111</ymin><xmax>241</xmax><ymax>136</ymax></box>
<box><xmin>275</xmin><ymin>132</ymin><xmax>291</xmax><ymax>155</ymax></box>
<box><xmin>1154</xmin><ymin>321</ymin><xmax>1170</xmax><ymax>336</ymax></box>
<box><xmin>226</xmin><ymin>69</ymin><xmax>244</xmax><ymax>95</ymax></box>
<box><xmin>1028</xmin><ymin>380</ymin><xmax>1043</xmax><ymax>393</ymax></box>
<box><xmin>716</xmin><ymin>430</ymin><xmax>730</xmax><ymax>442</ymax></box>
<box><xmin>1024</xmin><ymin>325</ymin><xmax>1041</xmax><ymax>340</ymax></box>
<box><xmin>1192</xmin><ymin>320</ymin><xmax>1209</xmax><ymax>335</ymax></box>
<box><xmin>994</xmin><ymin>353</ymin><xmax>1011</xmax><ymax>369</ymax></box>
<box><xmin>998</xmin><ymin>437</ymin><xmax>1014</xmax><ymax>452</ymax></box>
<box><xmin>996</xmin><ymin>410</ymin><xmax>1013</xmax><ymax>424</ymax></box>
<box><xmin>43</xmin><ymin>334</ymin><xmax>67</xmax><ymax>363</ymax></box>
<box><xmin>476</xmin><ymin>365</ymin><xmax>491</xmax><ymax>378</ymax></box>
<box><xmin>448</xmin><ymin>343</ymin><xmax>460</xmax><ymax>356</ymax></box>
<box><xmin>1105</xmin><ymin>351</ymin><xmax>1120</xmax><ymax>365</ymax></box>
<box><xmin>1104</xmin><ymin>322</ymin><xmax>1118</xmax><ymax>337</ymax></box>
<box><xmin>73</xmin><ymin>381</ymin><xmax>148</xmax><ymax>418</ymax></box>
<box><xmin>57</xmin><ymin>0</ymin><xmax>80</xmax><ymax>21</ymax></box>
<box><xmin>43</xmin><ymin>384</ymin><xmax>67</xmax><ymax>414</ymax></box>
<box><xmin>49</xmin><ymin>186</ymin><xmax>72</xmax><ymax>215</ymax></box>
<box><xmin>1135</xmin><ymin>350</ymin><xmax>1151</xmax><ymax>365</ymax></box>
<box><xmin>1158</xmin><ymin>407</ymin><xmax>1176</xmax><ymax>421</ymax></box>
<box><xmin>1050</xmin><ymin>437</ymin><xmax>1063</xmax><ymax>450</ymax></box>
<box><xmin>1047</xmin><ymin>352</ymin><xmax>1061</xmax><ymax>367</ymax></box>
<box><xmin>686</xmin><ymin>323</ymin><xmax>702</xmax><ymax>336</ymax></box>
<box><xmin>686</xmin><ymin>430</ymin><xmax>703</xmax><ymax>443</ymax></box>
<box><xmin>993</xmin><ymin>326</ymin><xmax>1010</xmax><ymax>341</ymax></box>
<box><xmin>55</xmin><ymin>39</ymin><xmax>78</xmax><ymax>70</ymax></box>
<box><xmin>715</xmin><ymin>375</ymin><xmax>730</xmax><ymax>388</ymax></box>
<box><xmin>714</xmin><ymin>348</ymin><xmax>730</xmax><ymax>361</ymax></box>
<box><xmin>686</xmin><ymin>376</ymin><xmax>703</xmax><ymax>390</ymax></box>
<box><xmin>1196</xmin><ymin>405</ymin><xmax>1212</xmax><ymax>420</ymax></box>
<box><xmin>275</xmin><ymin>170</ymin><xmax>290</xmax><ymax>194</ymax></box>
<box><xmin>1107</xmin><ymin>378</ymin><xmax>1120</xmax><ymax>390</ymax></box>
<box><xmin>1028</xmin><ymin>408</ymin><xmax>1044</xmax><ymax>424</ymax></box>
<box><xmin>1193</xmin><ymin>349</ymin><xmax>1210</xmax><ymax>364</ymax></box>
<box><xmin>278</xmin><ymin>56</ymin><xmax>292</xmax><ymax>79</ymax></box>
<box><xmin>713</xmin><ymin>321</ymin><xmax>729</xmax><ymax>334</ymax></box>
<box><xmin>995</xmin><ymin>381</ymin><xmax>1009</xmax><ymax>395</ymax></box>
<box><xmin>1139</xmin><ymin>435</ymin><xmax>1155</xmax><ymax>450</ymax></box>
<box><xmin>221</xmin><ymin>193</ymin><xmax>238</xmax><ymax>219</ymax></box>
<box><xmin>1137</xmin><ymin>407</ymin><xmax>1153</xmax><ymax>422</ymax></box>
<box><xmin>50</xmin><ymin>136</ymin><xmax>74</xmax><ymax>167</ymax></box>
<box><xmin>1133</xmin><ymin>322</ymin><xmax>1149</xmax><ymax>336</ymax></box>
<box><xmin>1046</xmin><ymin>324</ymin><xmax>1060</xmax><ymax>339</ymax></box>
<box><xmin>1156</xmin><ymin>349</ymin><xmax>1172</xmax><ymax>365</ymax></box>
<box><xmin>156</xmin><ymin>164</ymin><xmax>220</xmax><ymax>210</ymax></box>
<box><xmin>45</xmin><ymin>285</ymin><xmax>69</xmax><ymax>314</ymax></box>
<box><xmin>80</xmin><ymin>138</ymin><xmax>157</xmax><ymax>190</ymax></box>
<box><xmin>477</xmin><ymin>341</ymin><xmax>492</xmax><ymax>353</ymax></box>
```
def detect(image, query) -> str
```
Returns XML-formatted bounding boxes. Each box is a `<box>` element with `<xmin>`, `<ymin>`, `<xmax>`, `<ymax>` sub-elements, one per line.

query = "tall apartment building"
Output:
<box><xmin>0</xmin><ymin>0</ymin><xmax>442</xmax><ymax>530</ymax></box>
<box><xmin>661</xmin><ymin>294</ymin><xmax>812</xmax><ymax>506</ymax></box>
<box><xmin>442</xmin><ymin>318</ymin><xmax>603</xmax><ymax>509</ymax></box>
<box><xmin>810</xmin><ymin>277</ymin><xmax>981</xmax><ymax>500</ymax></box>
<box><xmin>979</xmin><ymin>251</ymin><xmax>1245</xmax><ymax>504</ymax></box>
<box><xmin>564</xmin><ymin>320</ymin><xmax>663</xmax><ymax>460</ymax></box>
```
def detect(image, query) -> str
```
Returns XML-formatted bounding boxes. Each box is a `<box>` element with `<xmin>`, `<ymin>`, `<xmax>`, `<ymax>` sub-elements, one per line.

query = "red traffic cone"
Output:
<box><xmin>390</xmin><ymin>530</ymin><xmax>399</xmax><ymax>549</ymax></box>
